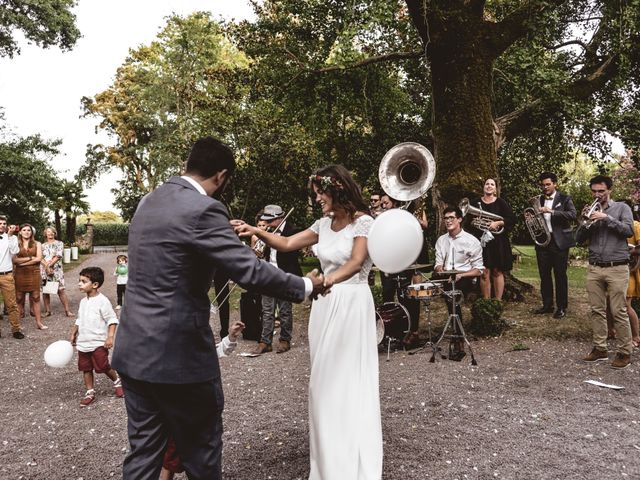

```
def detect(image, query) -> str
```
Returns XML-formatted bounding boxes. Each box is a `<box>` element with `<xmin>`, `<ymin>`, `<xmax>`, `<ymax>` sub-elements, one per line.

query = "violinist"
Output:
<box><xmin>250</xmin><ymin>205</ymin><xmax>303</xmax><ymax>355</ymax></box>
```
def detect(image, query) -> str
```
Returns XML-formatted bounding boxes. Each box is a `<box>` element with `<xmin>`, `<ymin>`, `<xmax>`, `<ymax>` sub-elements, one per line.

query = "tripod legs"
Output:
<box><xmin>431</xmin><ymin>314</ymin><xmax>478</xmax><ymax>365</ymax></box>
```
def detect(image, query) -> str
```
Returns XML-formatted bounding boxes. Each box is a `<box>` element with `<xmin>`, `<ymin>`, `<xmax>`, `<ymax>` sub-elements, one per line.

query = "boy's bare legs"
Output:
<box><xmin>160</xmin><ymin>468</ymin><xmax>175</xmax><ymax>480</ymax></box>
<box><xmin>83</xmin><ymin>371</ymin><xmax>95</xmax><ymax>391</ymax></box>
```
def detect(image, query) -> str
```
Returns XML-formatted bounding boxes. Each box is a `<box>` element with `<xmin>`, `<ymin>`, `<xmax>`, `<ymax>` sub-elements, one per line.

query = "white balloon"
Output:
<box><xmin>368</xmin><ymin>209</ymin><xmax>423</xmax><ymax>273</ymax></box>
<box><xmin>44</xmin><ymin>340</ymin><xmax>74</xmax><ymax>368</ymax></box>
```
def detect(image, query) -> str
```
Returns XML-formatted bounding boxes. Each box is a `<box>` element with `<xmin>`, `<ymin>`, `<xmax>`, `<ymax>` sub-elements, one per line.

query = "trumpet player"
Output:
<box><xmin>533</xmin><ymin>172</ymin><xmax>577</xmax><ymax>319</ymax></box>
<box><xmin>251</xmin><ymin>204</ymin><xmax>303</xmax><ymax>355</ymax></box>
<box><xmin>576</xmin><ymin>175</ymin><xmax>634</xmax><ymax>369</ymax></box>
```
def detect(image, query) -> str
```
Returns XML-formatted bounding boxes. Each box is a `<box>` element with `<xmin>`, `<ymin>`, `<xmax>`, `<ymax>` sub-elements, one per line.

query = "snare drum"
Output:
<box><xmin>375</xmin><ymin>302</ymin><xmax>410</xmax><ymax>342</ymax></box>
<box><xmin>405</xmin><ymin>281</ymin><xmax>442</xmax><ymax>300</ymax></box>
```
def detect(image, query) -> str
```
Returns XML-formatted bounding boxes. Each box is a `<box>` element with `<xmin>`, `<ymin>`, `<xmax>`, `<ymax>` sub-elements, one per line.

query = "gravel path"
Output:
<box><xmin>0</xmin><ymin>253</ymin><xmax>638</xmax><ymax>479</ymax></box>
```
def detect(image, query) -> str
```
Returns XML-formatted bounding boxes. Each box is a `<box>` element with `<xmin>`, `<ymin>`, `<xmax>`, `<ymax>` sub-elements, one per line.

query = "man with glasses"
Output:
<box><xmin>434</xmin><ymin>206</ymin><xmax>483</xmax><ymax>360</ymax></box>
<box><xmin>533</xmin><ymin>172</ymin><xmax>577</xmax><ymax>319</ymax></box>
<box><xmin>369</xmin><ymin>191</ymin><xmax>382</xmax><ymax>217</ymax></box>
<box><xmin>577</xmin><ymin>175</ymin><xmax>634</xmax><ymax>369</ymax></box>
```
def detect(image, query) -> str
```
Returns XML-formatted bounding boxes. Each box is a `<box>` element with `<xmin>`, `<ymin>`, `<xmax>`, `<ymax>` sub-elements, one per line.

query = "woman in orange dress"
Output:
<box><xmin>13</xmin><ymin>224</ymin><xmax>46</xmax><ymax>329</ymax></box>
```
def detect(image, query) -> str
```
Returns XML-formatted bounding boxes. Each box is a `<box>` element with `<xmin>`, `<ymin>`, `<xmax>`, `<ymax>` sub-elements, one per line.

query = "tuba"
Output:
<box><xmin>378</xmin><ymin>142</ymin><xmax>435</xmax><ymax>205</ymax></box>
<box><xmin>578</xmin><ymin>199</ymin><xmax>602</xmax><ymax>230</ymax></box>
<box><xmin>459</xmin><ymin>198</ymin><xmax>505</xmax><ymax>234</ymax></box>
<box><xmin>523</xmin><ymin>196</ymin><xmax>552</xmax><ymax>247</ymax></box>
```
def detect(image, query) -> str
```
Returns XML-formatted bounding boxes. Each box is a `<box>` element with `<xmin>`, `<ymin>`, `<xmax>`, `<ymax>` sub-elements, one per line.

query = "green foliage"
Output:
<box><xmin>80</xmin><ymin>12</ymin><xmax>250</xmax><ymax>217</ymax></box>
<box><xmin>76</xmin><ymin>223</ymin><xmax>129</xmax><ymax>246</ymax></box>
<box><xmin>0</xmin><ymin>120</ymin><xmax>62</xmax><ymax>230</ymax></box>
<box><xmin>77</xmin><ymin>211</ymin><xmax>122</xmax><ymax>224</ymax></box>
<box><xmin>469</xmin><ymin>298</ymin><xmax>507</xmax><ymax>337</ymax></box>
<box><xmin>370</xmin><ymin>284</ymin><xmax>383</xmax><ymax>307</ymax></box>
<box><xmin>0</xmin><ymin>0</ymin><xmax>80</xmax><ymax>57</ymax></box>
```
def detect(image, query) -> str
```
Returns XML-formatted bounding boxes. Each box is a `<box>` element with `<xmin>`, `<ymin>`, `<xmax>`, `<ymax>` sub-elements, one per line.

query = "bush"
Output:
<box><xmin>469</xmin><ymin>298</ymin><xmax>507</xmax><ymax>337</ymax></box>
<box><xmin>76</xmin><ymin>223</ymin><xmax>129</xmax><ymax>246</ymax></box>
<box><xmin>370</xmin><ymin>284</ymin><xmax>383</xmax><ymax>307</ymax></box>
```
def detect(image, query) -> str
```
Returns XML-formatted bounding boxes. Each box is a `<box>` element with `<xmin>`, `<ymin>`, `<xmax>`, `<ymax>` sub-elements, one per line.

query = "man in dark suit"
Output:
<box><xmin>251</xmin><ymin>204</ymin><xmax>302</xmax><ymax>354</ymax></box>
<box><xmin>533</xmin><ymin>171</ymin><xmax>577</xmax><ymax>319</ymax></box>
<box><xmin>112</xmin><ymin>137</ymin><xmax>324</xmax><ymax>480</ymax></box>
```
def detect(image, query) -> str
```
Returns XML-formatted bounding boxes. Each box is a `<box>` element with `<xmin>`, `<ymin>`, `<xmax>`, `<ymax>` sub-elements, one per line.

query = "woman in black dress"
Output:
<box><xmin>471</xmin><ymin>178</ymin><xmax>516</xmax><ymax>300</ymax></box>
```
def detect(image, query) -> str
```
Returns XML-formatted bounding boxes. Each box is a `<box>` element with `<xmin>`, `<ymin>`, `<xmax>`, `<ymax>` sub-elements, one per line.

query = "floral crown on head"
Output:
<box><xmin>309</xmin><ymin>174</ymin><xmax>343</xmax><ymax>191</ymax></box>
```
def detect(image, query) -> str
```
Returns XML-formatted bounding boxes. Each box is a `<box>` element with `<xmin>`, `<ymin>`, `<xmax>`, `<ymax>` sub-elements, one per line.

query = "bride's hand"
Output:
<box><xmin>321</xmin><ymin>274</ymin><xmax>335</xmax><ymax>295</ymax></box>
<box><xmin>234</xmin><ymin>223</ymin><xmax>257</xmax><ymax>238</ymax></box>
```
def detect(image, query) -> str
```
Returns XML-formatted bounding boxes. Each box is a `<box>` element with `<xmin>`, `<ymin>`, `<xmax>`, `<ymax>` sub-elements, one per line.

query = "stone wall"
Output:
<box><xmin>75</xmin><ymin>222</ymin><xmax>94</xmax><ymax>252</ymax></box>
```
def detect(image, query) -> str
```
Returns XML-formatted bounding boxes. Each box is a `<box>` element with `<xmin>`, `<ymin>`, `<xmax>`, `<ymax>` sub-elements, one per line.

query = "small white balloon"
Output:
<box><xmin>44</xmin><ymin>340</ymin><xmax>74</xmax><ymax>368</ymax></box>
<box><xmin>368</xmin><ymin>209</ymin><xmax>423</xmax><ymax>274</ymax></box>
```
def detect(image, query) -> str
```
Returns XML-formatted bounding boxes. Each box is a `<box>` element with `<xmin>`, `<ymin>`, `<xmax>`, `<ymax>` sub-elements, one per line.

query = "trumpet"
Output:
<box><xmin>459</xmin><ymin>198</ymin><xmax>504</xmax><ymax>234</ymax></box>
<box><xmin>523</xmin><ymin>196</ymin><xmax>551</xmax><ymax>247</ymax></box>
<box><xmin>578</xmin><ymin>199</ymin><xmax>602</xmax><ymax>230</ymax></box>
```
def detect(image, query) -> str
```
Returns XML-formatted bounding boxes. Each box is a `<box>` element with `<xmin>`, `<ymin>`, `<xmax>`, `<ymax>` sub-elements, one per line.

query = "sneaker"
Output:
<box><xmin>115</xmin><ymin>305</ymin><xmax>121</xmax><ymax>310</ymax></box>
<box><xmin>114</xmin><ymin>378</ymin><xmax>124</xmax><ymax>398</ymax></box>
<box><xmin>611</xmin><ymin>353</ymin><xmax>631</xmax><ymax>370</ymax></box>
<box><xmin>276</xmin><ymin>340</ymin><xmax>291</xmax><ymax>354</ymax></box>
<box><xmin>582</xmin><ymin>347</ymin><xmax>608</xmax><ymax>363</ymax></box>
<box><xmin>80</xmin><ymin>389</ymin><xmax>96</xmax><ymax>407</ymax></box>
<box><xmin>250</xmin><ymin>342</ymin><xmax>272</xmax><ymax>355</ymax></box>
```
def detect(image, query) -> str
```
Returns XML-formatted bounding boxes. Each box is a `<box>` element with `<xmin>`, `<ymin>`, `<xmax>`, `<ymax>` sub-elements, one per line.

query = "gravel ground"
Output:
<box><xmin>1</xmin><ymin>253</ymin><xmax>639</xmax><ymax>480</ymax></box>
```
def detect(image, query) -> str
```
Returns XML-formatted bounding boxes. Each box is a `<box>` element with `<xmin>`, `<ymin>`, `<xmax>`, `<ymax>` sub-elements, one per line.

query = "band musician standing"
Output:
<box><xmin>251</xmin><ymin>204</ymin><xmax>303</xmax><ymax>355</ymax></box>
<box><xmin>533</xmin><ymin>172</ymin><xmax>577</xmax><ymax>319</ymax></box>
<box><xmin>577</xmin><ymin>175</ymin><xmax>634</xmax><ymax>369</ymax></box>
<box><xmin>434</xmin><ymin>206</ymin><xmax>483</xmax><ymax>361</ymax></box>
<box><xmin>111</xmin><ymin>137</ymin><xmax>325</xmax><ymax>480</ymax></box>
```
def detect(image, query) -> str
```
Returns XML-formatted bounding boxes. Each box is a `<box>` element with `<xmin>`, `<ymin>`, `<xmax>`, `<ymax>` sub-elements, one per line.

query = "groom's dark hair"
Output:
<box><xmin>185</xmin><ymin>137</ymin><xmax>235</xmax><ymax>178</ymax></box>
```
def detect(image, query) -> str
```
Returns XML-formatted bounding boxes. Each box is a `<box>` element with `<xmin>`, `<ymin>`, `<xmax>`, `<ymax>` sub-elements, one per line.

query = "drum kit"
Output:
<box><xmin>375</xmin><ymin>268</ymin><xmax>478</xmax><ymax>365</ymax></box>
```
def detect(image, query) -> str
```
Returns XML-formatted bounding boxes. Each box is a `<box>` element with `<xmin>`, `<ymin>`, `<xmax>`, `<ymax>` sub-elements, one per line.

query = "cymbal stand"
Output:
<box><xmin>431</xmin><ymin>276</ymin><xmax>478</xmax><ymax>365</ymax></box>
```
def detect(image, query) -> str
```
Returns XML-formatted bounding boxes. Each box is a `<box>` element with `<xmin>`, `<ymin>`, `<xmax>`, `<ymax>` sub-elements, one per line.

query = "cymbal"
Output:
<box><xmin>435</xmin><ymin>270</ymin><xmax>465</xmax><ymax>275</ymax></box>
<box><xmin>406</xmin><ymin>263</ymin><xmax>432</xmax><ymax>270</ymax></box>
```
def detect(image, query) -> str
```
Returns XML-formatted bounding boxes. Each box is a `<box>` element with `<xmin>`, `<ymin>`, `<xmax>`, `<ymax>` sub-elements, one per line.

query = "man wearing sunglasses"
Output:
<box><xmin>576</xmin><ymin>175</ymin><xmax>634</xmax><ymax>369</ymax></box>
<box><xmin>533</xmin><ymin>172</ymin><xmax>577</xmax><ymax>319</ymax></box>
<box><xmin>369</xmin><ymin>192</ymin><xmax>382</xmax><ymax>217</ymax></box>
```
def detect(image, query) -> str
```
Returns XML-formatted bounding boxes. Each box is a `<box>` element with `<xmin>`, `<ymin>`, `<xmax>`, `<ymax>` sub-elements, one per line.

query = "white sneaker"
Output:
<box><xmin>115</xmin><ymin>305</ymin><xmax>121</xmax><ymax>310</ymax></box>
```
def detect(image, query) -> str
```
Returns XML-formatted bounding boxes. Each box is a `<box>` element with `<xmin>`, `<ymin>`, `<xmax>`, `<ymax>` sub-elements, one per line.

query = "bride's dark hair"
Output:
<box><xmin>308</xmin><ymin>165</ymin><xmax>368</xmax><ymax>219</ymax></box>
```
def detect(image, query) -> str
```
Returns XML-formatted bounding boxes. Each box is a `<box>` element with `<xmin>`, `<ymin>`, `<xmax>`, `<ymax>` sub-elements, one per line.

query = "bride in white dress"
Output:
<box><xmin>236</xmin><ymin>165</ymin><xmax>383</xmax><ymax>480</ymax></box>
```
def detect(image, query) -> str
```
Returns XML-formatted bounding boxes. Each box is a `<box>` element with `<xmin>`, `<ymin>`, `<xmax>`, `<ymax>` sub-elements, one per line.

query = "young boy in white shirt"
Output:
<box><xmin>70</xmin><ymin>266</ymin><xmax>123</xmax><ymax>407</ymax></box>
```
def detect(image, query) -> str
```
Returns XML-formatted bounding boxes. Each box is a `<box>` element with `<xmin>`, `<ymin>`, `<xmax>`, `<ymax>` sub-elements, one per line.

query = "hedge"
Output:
<box><xmin>76</xmin><ymin>223</ymin><xmax>129</xmax><ymax>246</ymax></box>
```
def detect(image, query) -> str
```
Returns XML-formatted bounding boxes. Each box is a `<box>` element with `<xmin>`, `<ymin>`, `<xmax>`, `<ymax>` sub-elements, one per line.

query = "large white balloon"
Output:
<box><xmin>368</xmin><ymin>209</ymin><xmax>423</xmax><ymax>273</ymax></box>
<box><xmin>44</xmin><ymin>340</ymin><xmax>74</xmax><ymax>368</ymax></box>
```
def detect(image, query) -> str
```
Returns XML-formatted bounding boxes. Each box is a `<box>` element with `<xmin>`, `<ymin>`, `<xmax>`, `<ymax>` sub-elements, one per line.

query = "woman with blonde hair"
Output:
<box><xmin>40</xmin><ymin>226</ymin><xmax>73</xmax><ymax>317</ymax></box>
<box><xmin>13</xmin><ymin>224</ymin><xmax>46</xmax><ymax>329</ymax></box>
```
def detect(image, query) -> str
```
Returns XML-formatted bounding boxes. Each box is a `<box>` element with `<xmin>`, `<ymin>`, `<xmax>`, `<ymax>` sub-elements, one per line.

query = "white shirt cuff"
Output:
<box><xmin>302</xmin><ymin>277</ymin><xmax>313</xmax><ymax>298</ymax></box>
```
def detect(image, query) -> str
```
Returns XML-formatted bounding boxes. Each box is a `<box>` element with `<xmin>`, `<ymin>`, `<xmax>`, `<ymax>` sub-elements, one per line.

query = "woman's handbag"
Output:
<box><xmin>43</xmin><ymin>280</ymin><xmax>60</xmax><ymax>295</ymax></box>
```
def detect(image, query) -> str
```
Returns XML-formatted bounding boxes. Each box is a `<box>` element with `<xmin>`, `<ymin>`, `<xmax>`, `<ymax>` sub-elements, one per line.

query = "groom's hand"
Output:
<box><xmin>306</xmin><ymin>269</ymin><xmax>329</xmax><ymax>300</ymax></box>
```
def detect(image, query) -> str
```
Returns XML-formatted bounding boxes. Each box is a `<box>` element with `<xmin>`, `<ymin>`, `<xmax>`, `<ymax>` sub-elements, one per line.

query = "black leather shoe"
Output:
<box><xmin>12</xmin><ymin>331</ymin><xmax>25</xmax><ymax>339</ymax></box>
<box><xmin>553</xmin><ymin>309</ymin><xmax>566</xmax><ymax>319</ymax></box>
<box><xmin>533</xmin><ymin>307</ymin><xmax>554</xmax><ymax>314</ymax></box>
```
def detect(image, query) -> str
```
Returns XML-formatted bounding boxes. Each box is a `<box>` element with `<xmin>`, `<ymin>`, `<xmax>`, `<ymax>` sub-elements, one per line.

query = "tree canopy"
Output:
<box><xmin>0</xmin><ymin>0</ymin><xmax>80</xmax><ymax>57</ymax></box>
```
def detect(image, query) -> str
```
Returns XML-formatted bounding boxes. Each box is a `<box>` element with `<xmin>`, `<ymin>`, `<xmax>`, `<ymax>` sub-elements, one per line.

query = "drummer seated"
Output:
<box><xmin>434</xmin><ymin>206</ymin><xmax>484</xmax><ymax>360</ymax></box>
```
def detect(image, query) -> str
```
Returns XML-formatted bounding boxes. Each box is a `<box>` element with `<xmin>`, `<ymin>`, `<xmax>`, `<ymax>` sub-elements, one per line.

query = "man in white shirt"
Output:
<box><xmin>434</xmin><ymin>206</ymin><xmax>484</xmax><ymax>360</ymax></box>
<box><xmin>0</xmin><ymin>216</ymin><xmax>24</xmax><ymax>339</ymax></box>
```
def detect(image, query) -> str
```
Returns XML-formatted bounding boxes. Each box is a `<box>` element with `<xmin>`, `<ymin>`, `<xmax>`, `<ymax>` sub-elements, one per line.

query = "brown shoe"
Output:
<box><xmin>276</xmin><ymin>340</ymin><xmax>291</xmax><ymax>354</ymax></box>
<box><xmin>403</xmin><ymin>332</ymin><xmax>421</xmax><ymax>348</ymax></box>
<box><xmin>611</xmin><ymin>352</ymin><xmax>631</xmax><ymax>369</ymax></box>
<box><xmin>583</xmin><ymin>347</ymin><xmax>608</xmax><ymax>363</ymax></box>
<box><xmin>251</xmin><ymin>342</ymin><xmax>272</xmax><ymax>355</ymax></box>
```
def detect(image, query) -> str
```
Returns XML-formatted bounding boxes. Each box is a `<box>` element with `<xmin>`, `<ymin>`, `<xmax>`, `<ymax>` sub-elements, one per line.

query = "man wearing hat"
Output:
<box><xmin>252</xmin><ymin>204</ymin><xmax>302</xmax><ymax>354</ymax></box>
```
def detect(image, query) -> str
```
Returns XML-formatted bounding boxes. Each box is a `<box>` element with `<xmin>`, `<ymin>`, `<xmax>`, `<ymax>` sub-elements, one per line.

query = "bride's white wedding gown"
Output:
<box><xmin>307</xmin><ymin>215</ymin><xmax>382</xmax><ymax>480</ymax></box>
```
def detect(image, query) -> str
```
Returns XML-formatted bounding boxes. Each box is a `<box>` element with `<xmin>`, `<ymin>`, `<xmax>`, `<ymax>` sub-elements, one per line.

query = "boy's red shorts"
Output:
<box><xmin>163</xmin><ymin>437</ymin><xmax>184</xmax><ymax>473</ymax></box>
<box><xmin>77</xmin><ymin>346</ymin><xmax>111</xmax><ymax>373</ymax></box>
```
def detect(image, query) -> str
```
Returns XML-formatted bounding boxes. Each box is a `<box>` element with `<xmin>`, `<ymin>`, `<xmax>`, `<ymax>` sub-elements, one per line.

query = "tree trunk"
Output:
<box><xmin>429</xmin><ymin>16</ymin><xmax>497</xmax><ymax>206</ymax></box>
<box><xmin>54</xmin><ymin>210</ymin><xmax>61</xmax><ymax>238</ymax></box>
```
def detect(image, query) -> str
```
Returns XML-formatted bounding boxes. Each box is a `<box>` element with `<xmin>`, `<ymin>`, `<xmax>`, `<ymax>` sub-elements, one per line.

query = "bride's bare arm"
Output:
<box><xmin>235</xmin><ymin>223</ymin><xmax>318</xmax><ymax>252</ymax></box>
<box><xmin>322</xmin><ymin>236</ymin><xmax>368</xmax><ymax>287</ymax></box>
